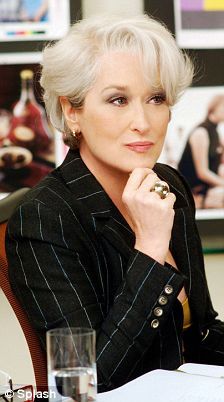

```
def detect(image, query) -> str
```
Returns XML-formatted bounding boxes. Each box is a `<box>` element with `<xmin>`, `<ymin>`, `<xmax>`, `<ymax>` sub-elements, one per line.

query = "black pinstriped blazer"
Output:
<box><xmin>6</xmin><ymin>149</ymin><xmax>223</xmax><ymax>392</ymax></box>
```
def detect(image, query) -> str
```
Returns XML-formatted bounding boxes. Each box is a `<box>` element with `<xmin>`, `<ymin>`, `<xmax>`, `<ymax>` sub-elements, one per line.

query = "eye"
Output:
<box><xmin>109</xmin><ymin>97</ymin><xmax>128</xmax><ymax>106</ymax></box>
<box><xmin>149</xmin><ymin>94</ymin><xmax>166</xmax><ymax>105</ymax></box>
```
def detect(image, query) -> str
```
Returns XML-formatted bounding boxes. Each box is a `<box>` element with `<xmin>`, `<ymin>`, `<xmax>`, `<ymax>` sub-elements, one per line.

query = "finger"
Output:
<box><xmin>149</xmin><ymin>180</ymin><xmax>170</xmax><ymax>198</ymax></box>
<box><xmin>164</xmin><ymin>192</ymin><xmax>176</xmax><ymax>207</ymax></box>
<box><xmin>147</xmin><ymin>179</ymin><xmax>176</xmax><ymax>205</ymax></box>
<box><xmin>125</xmin><ymin>168</ymin><xmax>156</xmax><ymax>193</ymax></box>
<box><xmin>139</xmin><ymin>176</ymin><xmax>165</xmax><ymax>193</ymax></box>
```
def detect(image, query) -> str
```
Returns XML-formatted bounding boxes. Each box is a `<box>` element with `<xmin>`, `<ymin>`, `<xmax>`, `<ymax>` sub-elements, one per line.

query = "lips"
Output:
<box><xmin>125</xmin><ymin>141</ymin><xmax>154</xmax><ymax>152</ymax></box>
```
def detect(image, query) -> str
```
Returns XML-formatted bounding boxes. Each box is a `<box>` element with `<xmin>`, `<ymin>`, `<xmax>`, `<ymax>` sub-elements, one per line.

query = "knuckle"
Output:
<box><xmin>133</xmin><ymin>191</ymin><xmax>144</xmax><ymax>204</ymax></box>
<box><xmin>132</xmin><ymin>167</ymin><xmax>147</xmax><ymax>175</ymax></box>
<box><xmin>122</xmin><ymin>191</ymin><xmax>130</xmax><ymax>203</ymax></box>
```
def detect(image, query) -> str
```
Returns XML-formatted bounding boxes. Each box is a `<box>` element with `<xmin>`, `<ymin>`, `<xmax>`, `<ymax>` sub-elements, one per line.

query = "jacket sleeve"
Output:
<box><xmin>6</xmin><ymin>198</ymin><xmax>184</xmax><ymax>391</ymax></box>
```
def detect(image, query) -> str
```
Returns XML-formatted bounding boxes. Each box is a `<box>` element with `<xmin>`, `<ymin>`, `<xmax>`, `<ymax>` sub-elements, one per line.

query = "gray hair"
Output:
<box><xmin>40</xmin><ymin>14</ymin><xmax>194</xmax><ymax>148</ymax></box>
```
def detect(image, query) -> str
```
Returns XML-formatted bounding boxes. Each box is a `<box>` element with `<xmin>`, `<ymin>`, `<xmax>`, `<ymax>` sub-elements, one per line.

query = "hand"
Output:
<box><xmin>122</xmin><ymin>168</ymin><xmax>176</xmax><ymax>264</ymax></box>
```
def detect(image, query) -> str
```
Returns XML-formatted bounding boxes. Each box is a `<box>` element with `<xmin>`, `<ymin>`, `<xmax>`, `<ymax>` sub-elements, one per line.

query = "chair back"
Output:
<box><xmin>0</xmin><ymin>188</ymin><xmax>47</xmax><ymax>390</ymax></box>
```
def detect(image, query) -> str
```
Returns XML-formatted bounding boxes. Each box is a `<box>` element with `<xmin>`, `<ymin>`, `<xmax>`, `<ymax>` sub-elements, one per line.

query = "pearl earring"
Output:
<box><xmin>72</xmin><ymin>130</ymin><xmax>81</xmax><ymax>141</ymax></box>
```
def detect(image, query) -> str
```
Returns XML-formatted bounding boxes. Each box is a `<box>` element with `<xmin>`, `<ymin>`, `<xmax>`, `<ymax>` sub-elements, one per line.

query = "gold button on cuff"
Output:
<box><xmin>154</xmin><ymin>307</ymin><xmax>163</xmax><ymax>317</ymax></box>
<box><xmin>158</xmin><ymin>295</ymin><xmax>168</xmax><ymax>305</ymax></box>
<box><xmin>164</xmin><ymin>285</ymin><xmax>173</xmax><ymax>295</ymax></box>
<box><xmin>151</xmin><ymin>319</ymin><xmax>159</xmax><ymax>329</ymax></box>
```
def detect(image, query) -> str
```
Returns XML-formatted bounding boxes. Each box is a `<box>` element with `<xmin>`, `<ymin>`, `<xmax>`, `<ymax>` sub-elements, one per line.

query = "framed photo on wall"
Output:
<box><xmin>159</xmin><ymin>86</ymin><xmax>224</xmax><ymax>219</ymax></box>
<box><xmin>0</xmin><ymin>0</ymin><xmax>82</xmax><ymax>64</ymax></box>
<box><xmin>144</xmin><ymin>0</ymin><xmax>224</xmax><ymax>251</ymax></box>
<box><xmin>0</xmin><ymin>0</ymin><xmax>70</xmax><ymax>42</ymax></box>
<box><xmin>174</xmin><ymin>0</ymin><xmax>224</xmax><ymax>49</ymax></box>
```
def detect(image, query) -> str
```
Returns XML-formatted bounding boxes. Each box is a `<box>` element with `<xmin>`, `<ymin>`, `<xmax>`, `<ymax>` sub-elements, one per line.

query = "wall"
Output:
<box><xmin>82</xmin><ymin>0</ymin><xmax>143</xmax><ymax>17</ymax></box>
<box><xmin>204</xmin><ymin>254</ymin><xmax>224</xmax><ymax>320</ymax></box>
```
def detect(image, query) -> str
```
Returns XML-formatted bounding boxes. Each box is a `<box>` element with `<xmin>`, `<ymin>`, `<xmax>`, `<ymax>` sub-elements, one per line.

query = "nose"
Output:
<box><xmin>129</xmin><ymin>103</ymin><xmax>150</xmax><ymax>134</ymax></box>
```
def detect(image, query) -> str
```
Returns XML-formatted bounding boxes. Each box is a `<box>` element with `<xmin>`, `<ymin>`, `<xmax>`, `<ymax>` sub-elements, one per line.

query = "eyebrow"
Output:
<box><xmin>101</xmin><ymin>85</ymin><xmax>128</xmax><ymax>94</ymax></box>
<box><xmin>101</xmin><ymin>85</ymin><xmax>165</xmax><ymax>95</ymax></box>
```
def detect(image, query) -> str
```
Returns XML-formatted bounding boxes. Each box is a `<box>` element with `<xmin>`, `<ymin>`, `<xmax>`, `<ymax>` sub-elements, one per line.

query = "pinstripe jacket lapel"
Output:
<box><xmin>59</xmin><ymin>149</ymin><xmax>199</xmax><ymax>267</ymax></box>
<box><xmin>59</xmin><ymin>150</ymin><xmax>135</xmax><ymax>259</ymax></box>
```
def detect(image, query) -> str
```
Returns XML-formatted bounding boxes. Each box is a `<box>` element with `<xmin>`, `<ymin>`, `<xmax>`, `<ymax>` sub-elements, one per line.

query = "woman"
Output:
<box><xmin>6</xmin><ymin>15</ymin><xmax>224</xmax><ymax>392</ymax></box>
<box><xmin>178</xmin><ymin>95</ymin><xmax>224</xmax><ymax>208</ymax></box>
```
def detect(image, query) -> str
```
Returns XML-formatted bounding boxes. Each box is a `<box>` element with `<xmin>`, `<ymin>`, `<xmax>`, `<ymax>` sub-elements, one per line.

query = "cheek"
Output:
<box><xmin>158</xmin><ymin>119</ymin><xmax>169</xmax><ymax>137</ymax></box>
<box><xmin>152</xmin><ymin>109</ymin><xmax>169</xmax><ymax>130</ymax></box>
<box><xmin>89</xmin><ymin>113</ymin><xmax>115</xmax><ymax>134</ymax></box>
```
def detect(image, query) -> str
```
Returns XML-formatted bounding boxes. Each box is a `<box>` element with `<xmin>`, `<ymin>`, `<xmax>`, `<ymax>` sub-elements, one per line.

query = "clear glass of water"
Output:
<box><xmin>47</xmin><ymin>327</ymin><xmax>97</xmax><ymax>402</ymax></box>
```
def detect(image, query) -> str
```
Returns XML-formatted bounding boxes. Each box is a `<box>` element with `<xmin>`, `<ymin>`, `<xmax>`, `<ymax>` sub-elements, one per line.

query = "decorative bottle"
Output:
<box><xmin>9</xmin><ymin>69</ymin><xmax>52</xmax><ymax>154</ymax></box>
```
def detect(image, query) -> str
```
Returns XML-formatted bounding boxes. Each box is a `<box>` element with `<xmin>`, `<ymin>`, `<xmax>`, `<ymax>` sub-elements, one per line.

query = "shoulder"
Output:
<box><xmin>16</xmin><ymin>148</ymin><xmax>85</xmax><ymax>212</ymax></box>
<box><xmin>15</xmin><ymin>169</ymin><xmax>72</xmax><ymax>215</ymax></box>
<box><xmin>6</xmin><ymin>172</ymin><xmax>64</xmax><ymax>225</ymax></box>
<box><xmin>7</xmin><ymin>163</ymin><xmax>80</xmax><ymax>238</ymax></box>
<box><xmin>7</xmin><ymin>149</ymin><xmax>103</xmax><ymax>243</ymax></box>
<box><xmin>189</xmin><ymin>127</ymin><xmax>209</xmax><ymax>146</ymax></box>
<box><xmin>192</xmin><ymin>126</ymin><xmax>208</xmax><ymax>136</ymax></box>
<box><xmin>6</xmin><ymin>168</ymin><xmax>90</xmax><ymax>249</ymax></box>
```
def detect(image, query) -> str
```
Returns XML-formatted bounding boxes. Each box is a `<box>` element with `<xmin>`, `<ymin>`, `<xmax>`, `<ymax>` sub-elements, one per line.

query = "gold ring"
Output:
<box><xmin>150</xmin><ymin>180</ymin><xmax>170</xmax><ymax>199</ymax></box>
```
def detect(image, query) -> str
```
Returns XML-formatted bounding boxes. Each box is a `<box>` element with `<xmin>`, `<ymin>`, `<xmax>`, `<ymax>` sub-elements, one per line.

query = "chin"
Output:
<box><xmin>135</xmin><ymin>156</ymin><xmax>157</xmax><ymax>168</ymax></box>
<box><xmin>125</xmin><ymin>160</ymin><xmax>156</xmax><ymax>172</ymax></box>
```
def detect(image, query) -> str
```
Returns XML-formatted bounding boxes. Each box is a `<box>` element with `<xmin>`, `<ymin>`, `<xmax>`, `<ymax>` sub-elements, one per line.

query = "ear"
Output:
<box><xmin>59</xmin><ymin>96</ymin><xmax>80</xmax><ymax>132</ymax></box>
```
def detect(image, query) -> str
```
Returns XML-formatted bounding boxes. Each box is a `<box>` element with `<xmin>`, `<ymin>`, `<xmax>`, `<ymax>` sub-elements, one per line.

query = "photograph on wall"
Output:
<box><xmin>159</xmin><ymin>86</ymin><xmax>224</xmax><ymax>218</ymax></box>
<box><xmin>0</xmin><ymin>64</ymin><xmax>58</xmax><ymax>196</ymax></box>
<box><xmin>0</xmin><ymin>0</ymin><xmax>70</xmax><ymax>41</ymax></box>
<box><xmin>174</xmin><ymin>0</ymin><xmax>224</xmax><ymax>48</ymax></box>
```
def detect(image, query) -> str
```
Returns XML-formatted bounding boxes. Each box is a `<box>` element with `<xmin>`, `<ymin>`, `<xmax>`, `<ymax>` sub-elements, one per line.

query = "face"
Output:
<box><xmin>67</xmin><ymin>52</ymin><xmax>170</xmax><ymax>178</ymax></box>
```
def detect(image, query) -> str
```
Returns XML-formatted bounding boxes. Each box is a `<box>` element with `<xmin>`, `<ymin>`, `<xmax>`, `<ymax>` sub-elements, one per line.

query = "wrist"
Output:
<box><xmin>134</xmin><ymin>240</ymin><xmax>167</xmax><ymax>265</ymax></box>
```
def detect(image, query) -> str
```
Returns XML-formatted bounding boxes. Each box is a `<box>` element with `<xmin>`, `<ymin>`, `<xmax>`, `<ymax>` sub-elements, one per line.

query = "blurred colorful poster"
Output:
<box><xmin>0</xmin><ymin>0</ymin><xmax>70</xmax><ymax>41</ymax></box>
<box><xmin>0</xmin><ymin>64</ymin><xmax>57</xmax><ymax>196</ymax></box>
<box><xmin>0</xmin><ymin>62</ymin><xmax>70</xmax><ymax>199</ymax></box>
<box><xmin>174</xmin><ymin>0</ymin><xmax>224</xmax><ymax>48</ymax></box>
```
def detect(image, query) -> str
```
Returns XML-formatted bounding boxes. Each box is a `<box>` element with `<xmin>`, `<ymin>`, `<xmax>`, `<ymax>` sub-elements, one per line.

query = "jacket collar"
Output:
<box><xmin>59</xmin><ymin>149</ymin><xmax>112</xmax><ymax>216</ymax></box>
<box><xmin>60</xmin><ymin>149</ymin><xmax>188</xmax><ymax>212</ymax></box>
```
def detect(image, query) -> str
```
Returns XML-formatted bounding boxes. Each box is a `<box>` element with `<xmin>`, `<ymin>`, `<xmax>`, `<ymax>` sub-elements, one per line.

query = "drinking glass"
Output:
<box><xmin>0</xmin><ymin>370</ymin><xmax>13</xmax><ymax>402</ymax></box>
<box><xmin>47</xmin><ymin>327</ymin><xmax>97</xmax><ymax>402</ymax></box>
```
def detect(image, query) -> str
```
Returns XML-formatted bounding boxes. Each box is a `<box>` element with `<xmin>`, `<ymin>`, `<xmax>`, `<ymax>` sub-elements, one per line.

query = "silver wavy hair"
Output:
<box><xmin>40</xmin><ymin>14</ymin><xmax>194</xmax><ymax>148</ymax></box>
